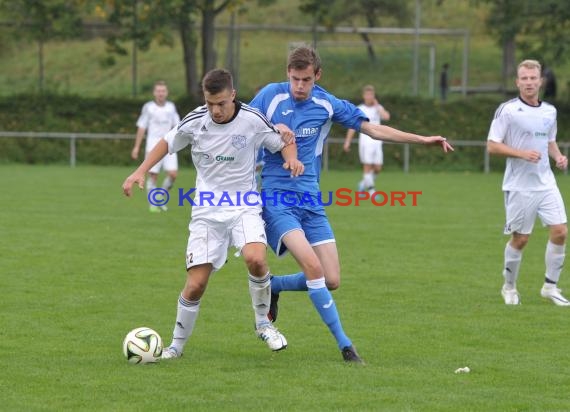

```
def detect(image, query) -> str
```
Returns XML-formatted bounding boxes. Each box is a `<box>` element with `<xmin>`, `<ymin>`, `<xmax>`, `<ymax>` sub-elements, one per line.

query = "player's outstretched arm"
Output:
<box><xmin>281</xmin><ymin>143</ymin><xmax>304</xmax><ymax>177</ymax></box>
<box><xmin>548</xmin><ymin>141</ymin><xmax>568</xmax><ymax>170</ymax></box>
<box><xmin>343</xmin><ymin>129</ymin><xmax>356</xmax><ymax>152</ymax></box>
<box><xmin>487</xmin><ymin>140</ymin><xmax>541</xmax><ymax>163</ymax></box>
<box><xmin>123</xmin><ymin>139</ymin><xmax>169</xmax><ymax>197</ymax></box>
<box><xmin>360</xmin><ymin>121</ymin><xmax>453</xmax><ymax>152</ymax></box>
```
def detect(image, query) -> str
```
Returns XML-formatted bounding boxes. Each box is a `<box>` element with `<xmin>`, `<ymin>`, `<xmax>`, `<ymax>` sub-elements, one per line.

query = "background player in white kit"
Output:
<box><xmin>122</xmin><ymin>69</ymin><xmax>303</xmax><ymax>358</ymax></box>
<box><xmin>343</xmin><ymin>85</ymin><xmax>391</xmax><ymax>193</ymax></box>
<box><xmin>487</xmin><ymin>59</ymin><xmax>569</xmax><ymax>306</ymax></box>
<box><xmin>131</xmin><ymin>80</ymin><xmax>180</xmax><ymax>212</ymax></box>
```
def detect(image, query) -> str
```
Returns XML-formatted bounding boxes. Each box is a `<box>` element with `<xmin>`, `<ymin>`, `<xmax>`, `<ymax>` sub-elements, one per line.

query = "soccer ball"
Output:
<box><xmin>123</xmin><ymin>327</ymin><xmax>163</xmax><ymax>364</ymax></box>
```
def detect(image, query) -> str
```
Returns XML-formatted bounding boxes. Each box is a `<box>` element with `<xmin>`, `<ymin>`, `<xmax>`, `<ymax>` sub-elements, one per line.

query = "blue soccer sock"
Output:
<box><xmin>307</xmin><ymin>278</ymin><xmax>352</xmax><ymax>349</ymax></box>
<box><xmin>271</xmin><ymin>272</ymin><xmax>308</xmax><ymax>294</ymax></box>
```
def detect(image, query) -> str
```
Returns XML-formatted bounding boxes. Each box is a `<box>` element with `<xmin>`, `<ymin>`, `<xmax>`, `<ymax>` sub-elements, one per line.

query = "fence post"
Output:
<box><xmin>70</xmin><ymin>135</ymin><xmax>76</xmax><ymax>168</ymax></box>
<box><xmin>484</xmin><ymin>145</ymin><xmax>490</xmax><ymax>173</ymax></box>
<box><xmin>403</xmin><ymin>144</ymin><xmax>410</xmax><ymax>173</ymax></box>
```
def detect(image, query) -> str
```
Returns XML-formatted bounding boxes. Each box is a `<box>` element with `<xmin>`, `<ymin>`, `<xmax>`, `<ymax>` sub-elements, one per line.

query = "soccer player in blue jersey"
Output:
<box><xmin>250</xmin><ymin>46</ymin><xmax>453</xmax><ymax>363</ymax></box>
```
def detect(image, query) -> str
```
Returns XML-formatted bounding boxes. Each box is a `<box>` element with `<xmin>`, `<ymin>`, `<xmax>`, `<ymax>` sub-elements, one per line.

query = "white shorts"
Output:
<box><xmin>358</xmin><ymin>135</ymin><xmax>383</xmax><ymax>165</ymax></box>
<box><xmin>503</xmin><ymin>188</ymin><xmax>567</xmax><ymax>235</ymax></box>
<box><xmin>146</xmin><ymin>139</ymin><xmax>178</xmax><ymax>174</ymax></box>
<box><xmin>185</xmin><ymin>208</ymin><xmax>267</xmax><ymax>271</ymax></box>
<box><xmin>146</xmin><ymin>151</ymin><xmax>178</xmax><ymax>174</ymax></box>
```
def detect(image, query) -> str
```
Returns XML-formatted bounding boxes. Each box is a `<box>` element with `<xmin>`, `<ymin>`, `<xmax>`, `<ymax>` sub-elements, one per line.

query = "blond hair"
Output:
<box><xmin>517</xmin><ymin>60</ymin><xmax>541</xmax><ymax>75</ymax></box>
<box><xmin>362</xmin><ymin>85</ymin><xmax>375</xmax><ymax>93</ymax></box>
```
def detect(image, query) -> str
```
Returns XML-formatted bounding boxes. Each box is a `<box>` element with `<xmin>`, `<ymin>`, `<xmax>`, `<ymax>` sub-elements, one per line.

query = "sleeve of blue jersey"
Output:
<box><xmin>249</xmin><ymin>83</ymin><xmax>274</xmax><ymax>111</ymax></box>
<box><xmin>331</xmin><ymin>96</ymin><xmax>369</xmax><ymax>131</ymax></box>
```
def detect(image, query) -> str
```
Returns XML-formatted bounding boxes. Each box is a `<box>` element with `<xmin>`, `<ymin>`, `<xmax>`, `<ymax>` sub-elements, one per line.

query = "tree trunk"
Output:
<box><xmin>201</xmin><ymin>5</ymin><xmax>217</xmax><ymax>75</ymax></box>
<box><xmin>38</xmin><ymin>39</ymin><xmax>44</xmax><ymax>93</ymax></box>
<box><xmin>359</xmin><ymin>33</ymin><xmax>376</xmax><ymax>62</ymax></box>
<box><xmin>502</xmin><ymin>36</ymin><xmax>516</xmax><ymax>92</ymax></box>
<box><xmin>179</xmin><ymin>20</ymin><xmax>200</xmax><ymax>100</ymax></box>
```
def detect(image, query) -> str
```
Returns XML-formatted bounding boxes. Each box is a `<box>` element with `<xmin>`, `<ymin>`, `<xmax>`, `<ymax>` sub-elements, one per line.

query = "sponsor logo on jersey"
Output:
<box><xmin>281</xmin><ymin>109</ymin><xmax>294</xmax><ymax>116</ymax></box>
<box><xmin>295</xmin><ymin>127</ymin><xmax>319</xmax><ymax>138</ymax></box>
<box><xmin>231</xmin><ymin>135</ymin><xmax>247</xmax><ymax>150</ymax></box>
<box><xmin>534</xmin><ymin>131</ymin><xmax>548</xmax><ymax>137</ymax></box>
<box><xmin>215</xmin><ymin>155</ymin><xmax>235</xmax><ymax>162</ymax></box>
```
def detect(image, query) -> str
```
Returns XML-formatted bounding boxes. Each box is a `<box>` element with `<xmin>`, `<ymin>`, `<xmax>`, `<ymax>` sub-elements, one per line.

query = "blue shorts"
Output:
<box><xmin>262</xmin><ymin>191</ymin><xmax>335</xmax><ymax>256</ymax></box>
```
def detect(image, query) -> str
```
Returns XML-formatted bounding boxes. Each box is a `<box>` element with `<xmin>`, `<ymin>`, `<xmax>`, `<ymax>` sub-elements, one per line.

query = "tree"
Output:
<box><xmin>481</xmin><ymin>0</ymin><xmax>570</xmax><ymax>89</ymax></box>
<box><xmin>100</xmin><ymin>0</ymin><xmax>275</xmax><ymax>99</ymax></box>
<box><xmin>0</xmin><ymin>0</ymin><xmax>84</xmax><ymax>92</ymax></box>
<box><xmin>299</xmin><ymin>0</ymin><xmax>411</xmax><ymax>61</ymax></box>
<box><xmin>100</xmin><ymin>0</ymin><xmax>200</xmax><ymax>98</ymax></box>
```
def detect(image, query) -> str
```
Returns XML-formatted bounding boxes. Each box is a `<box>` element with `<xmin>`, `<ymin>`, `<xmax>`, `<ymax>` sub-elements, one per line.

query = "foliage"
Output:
<box><xmin>2</xmin><ymin>93</ymin><xmax>569</xmax><ymax>168</ymax></box>
<box><xmin>482</xmin><ymin>0</ymin><xmax>570</xmax><ymax>65</ymax></box>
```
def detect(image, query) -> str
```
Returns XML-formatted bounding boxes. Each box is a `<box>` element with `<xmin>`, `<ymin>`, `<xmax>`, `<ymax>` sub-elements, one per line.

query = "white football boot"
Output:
<box><xmin>501</xmin><ymin>285</ymin><xmax>521</xmax><ymax>305</ymax></box>
<box><xmin>256</xmin><ymin>323</ymin><xmax>287</xmax><ymax>351</ymax></box>
<box><xmin>540</xmin><ymin>284</ymin><xmax>570</xmax><ymax>306</ymax></box>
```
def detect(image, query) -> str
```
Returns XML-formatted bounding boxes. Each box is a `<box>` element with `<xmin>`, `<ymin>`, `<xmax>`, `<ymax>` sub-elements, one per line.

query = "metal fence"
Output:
<box><xmin>1</xmin><ymin>131</ymin><xmax>569</xmax><ymax>174</ymax></box>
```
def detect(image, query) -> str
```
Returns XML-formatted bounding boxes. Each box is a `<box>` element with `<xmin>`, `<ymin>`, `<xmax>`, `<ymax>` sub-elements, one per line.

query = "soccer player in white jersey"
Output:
<box><xmin>343</xmin><ymin>85</ymin><xmax>391</xmax><ymax>193</ymax></box>
<box><xmin>122</xmin><ymin>69</ymin><xmax>304</xmax><ymax>358</ymax></box>
<box><xmin>487</xmin><ymin>59</ymin><xmax>569</xmax><ymax>306</ymax></box>
<box><xmin>250</xmin><ymin>46</ymin><xmax>453</xmax><ymax>363</ymax></box>
<box><xmin>131</xmin><ymin>80</ymin><xmax>180</xmax><ymax>212</ymax></box>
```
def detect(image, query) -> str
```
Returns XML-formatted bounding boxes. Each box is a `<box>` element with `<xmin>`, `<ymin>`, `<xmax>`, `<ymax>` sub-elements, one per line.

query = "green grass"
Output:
<box><xmin>2</xmin><ymin>165</ymin><xmax>570</xmax><ymax>411</ymax></box>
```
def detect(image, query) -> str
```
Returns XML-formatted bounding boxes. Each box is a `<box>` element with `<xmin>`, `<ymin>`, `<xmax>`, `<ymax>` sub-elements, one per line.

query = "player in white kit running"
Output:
<box><xmin>122</xmin><ymin>69</ymin><xmax>303</xmax><ymax>358</ymax></box>
<box><xmin>487</xmin><ymin>59</ymin><xmax>569</xmax><ymax>306</ymax></box>
<box><xmin>343</xmin><ymin>85</ymin><xmax>391</xmax><ymax>193</ymax></box>
<box><xmin>131</xmin><ymin>81</ymin><xmax>180</xmax><ymax>212</ymax></box>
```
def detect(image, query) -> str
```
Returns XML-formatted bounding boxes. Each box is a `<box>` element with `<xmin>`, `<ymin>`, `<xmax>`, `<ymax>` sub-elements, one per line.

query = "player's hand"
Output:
<box><xmin>555</xmin><ymin>155</ymin><xmax>568</xmax><ymax>170</ymax></box>
<box><xmin>521</xmin><ymin>150</ymin><xmax>541</xmax><ymax>163</ymax></box>
<box><xmin>131</xmin><ymin>147</ymin><xmax>140</xmax><ymax>160</ymax></box>
<box><xmin>275</xmin><ymin>123</ymin><xmax>296</xmax><ymax>145</ymax></box>
<box><xmin>343</xmin><ymin>140</ymin><xmax>351</xmax><ymax>152</ymax></box>
<box><xmin>122</xmin><ymin>171</ymin><xmax>145</xmax><ymax>197</ymax></box>
<box><xmin>283</xmin><ymin>159</ymin><xmax>304</xmax><ymax>177</ymax></box>
<box><xmin>425</xmin><ymin>136</ymin><xmax>454</xmax><ymax>153</ymax></box>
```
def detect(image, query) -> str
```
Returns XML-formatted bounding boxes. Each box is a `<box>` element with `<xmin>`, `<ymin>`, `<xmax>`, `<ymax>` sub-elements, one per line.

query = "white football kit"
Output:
<box><xmin>357</xmin><ymin>103</ymin><xmax>384</xmax><ymax>165</ymax></box>
<box><xmin>164</xmin><ymin>102</ymin><xmax>286</xmax><ymax>270</ymax></box>
<box><xmin>137</xmin><ymin>100</ymin><xmax>180</xmax><ymax>174</ymax></box>
<box><xmin>487</xmin><ymin>97</ymin><xmax>566</xmax><ymax>234</ymax></box>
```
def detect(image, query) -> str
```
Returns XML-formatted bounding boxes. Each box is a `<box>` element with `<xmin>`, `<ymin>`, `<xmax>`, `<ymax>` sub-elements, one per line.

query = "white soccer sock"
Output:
<box><xmin>162</xmin><ymin>176</ymin><xmax>174</xmax><ymax>191</ymax></box>
<box><xmin>363</xmin><ymin>172</ymin><xmax>375</xmax><ymax>190</ymax></box>
<box><xmin>503</xmin><ymin>242</ymin><xmax>522</xmax><ymax>288</ymax></box>
<box><xmin>248</xmin><ymin>272</ymin><xmax>271</xmax><ymax>328</ymax></box>
<box><xmin>170</xmin><ymin>295</ymin><xmax>200</xmax><ymax>353</ymax></box>
<box><xmin>146</xmin><ymin>177</ymin><xmax>156</xmax><ymax>193</ymax></box>
<box><xmin>545</xmin><ymin>241</ymin><xmax>565</xmax><ymax>284</ymax></box>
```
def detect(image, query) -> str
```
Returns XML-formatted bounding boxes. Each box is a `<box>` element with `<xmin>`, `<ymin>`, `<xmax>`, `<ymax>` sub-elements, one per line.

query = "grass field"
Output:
<box><xmin>2</xmin><ymin>164</ymin><xmax>570</xmax><ymax>411</ymax></box>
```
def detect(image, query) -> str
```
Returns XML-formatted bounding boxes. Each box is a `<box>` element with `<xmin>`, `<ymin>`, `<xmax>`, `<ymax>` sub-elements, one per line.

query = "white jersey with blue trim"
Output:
<box><xmin>250</xmin><ymin>82</ymin><xmax>368</xmax><ymax>194</ymax></box>
<box><xmin>487</xmin><ymin>97</ymin><xmax>557</xmax><ymax>191</ymax></box>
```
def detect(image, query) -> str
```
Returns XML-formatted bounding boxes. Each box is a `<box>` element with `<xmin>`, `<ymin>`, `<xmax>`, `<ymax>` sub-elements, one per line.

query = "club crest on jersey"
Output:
<box><xmin>543</xmin><ymin>118</ymin><xmax>554</xmax><ymax>129</ymax></box>
<box><xmin>231</xmin><ymin>135</ymin><xmax>247</xmax><ymax>150</ymax></box>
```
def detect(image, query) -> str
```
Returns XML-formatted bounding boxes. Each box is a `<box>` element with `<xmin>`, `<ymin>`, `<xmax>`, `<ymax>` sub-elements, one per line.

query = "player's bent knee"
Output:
<box><xmin>550</xmin><ymin>225</ymin><xmax>568</xmax><ymax>244</ymax></box>
<box><xmin>244</xmin><ymin>254</ymin><xmax>267</xmax><ymax>276</ymax></box>
<box><xmin>326</xmin><ymin>278</ymin><xmax>340</xmax><ymax>290</ymax></box>
<box><xmin>511</xmin><ymin>234</ymin><xmax>530</xmax><ymax>250</ymax></box>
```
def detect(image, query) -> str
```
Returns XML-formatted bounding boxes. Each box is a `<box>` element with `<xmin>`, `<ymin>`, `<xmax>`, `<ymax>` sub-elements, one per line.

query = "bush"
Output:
<box><xmin>0</xmin><ymin>93</ymin><xmax>568</xmax><ymax>170</ymax></box>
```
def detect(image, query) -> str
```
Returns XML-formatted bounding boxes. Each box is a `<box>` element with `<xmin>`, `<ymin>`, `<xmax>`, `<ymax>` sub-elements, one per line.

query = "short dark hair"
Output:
<box><xmin>287</xmin><ymin>46</ymin><xmax>321</xmax><ymax>74</ymax></box>
<box><xmin>202</xmin><ymin>69</ymin><xmax>233</xmax><ymax>94</ymax></box>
